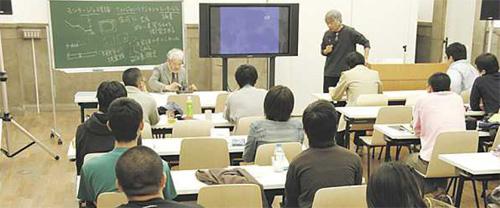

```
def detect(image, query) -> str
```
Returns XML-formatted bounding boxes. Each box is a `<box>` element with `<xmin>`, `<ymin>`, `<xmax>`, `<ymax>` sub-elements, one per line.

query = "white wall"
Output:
<box><xmin>3</xmin><ymin>0</ymin><xmax>419</xmax><ymax>114</ymax></box>
<box><xmin>445</xmin><ymin>0</ymin><xmax>476</xmax><ymax>61</ymax></box>
<box><xmin>0</xmin><ymin>0</ymin><xmax>48</xmax><ymax>23</ymax></box>
<box><xmin>417</xmin><ymin>0</ymin><xmax>434</xmax><ymax>22</ymax></box>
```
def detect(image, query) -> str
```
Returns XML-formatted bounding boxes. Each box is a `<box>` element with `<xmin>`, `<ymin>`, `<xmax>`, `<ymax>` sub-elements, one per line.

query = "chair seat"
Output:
<box><xmin>360</xmin><ymin>136</ymin><xmax>386</xmax><ymax>146</ymax></box>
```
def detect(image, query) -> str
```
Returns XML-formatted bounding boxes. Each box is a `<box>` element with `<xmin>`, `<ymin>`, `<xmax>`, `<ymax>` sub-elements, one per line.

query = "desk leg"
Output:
<box><xmin>80</xmin><ymin>105</ymin><xmax>85</xmax><ymax>123</ymax></box>
<box><xmin>455</xmin><ymin>176</ymin><xmax>465</xmax><ymax>207</ymax></box>
<box><xmin>384</xmin><ymin>140</ymin><xmax>392</xmax><ymax>162</ymax></box>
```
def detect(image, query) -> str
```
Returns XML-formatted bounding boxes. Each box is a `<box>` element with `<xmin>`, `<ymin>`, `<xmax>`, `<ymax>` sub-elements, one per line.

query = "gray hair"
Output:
<box><xmin>325</xmin><ymin>9</ymin><xmax>342</xmax><ymax>23</ymax></box>
<box><xmin>166</xmin><ymin>48</ymin><xmax>184</xmax><ymax>61</ymax></box>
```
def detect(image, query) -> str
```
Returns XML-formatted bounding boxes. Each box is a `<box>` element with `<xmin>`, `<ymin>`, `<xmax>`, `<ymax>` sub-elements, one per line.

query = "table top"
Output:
<box><xmin>171</xmin><ymin>165</ymin><xmax>287</xmax><ymax>195</ymax></box>
<box><xmin>374</xmin><ymin>124</ymin><xmax>491</xmax><ymax>140</ymax></box>
<box><xmin>152</xmin><ymin>113</ymin><xmax>233</xmax><ymax>129</ymax></box>
<box><xmin>336</xmin><ymin>106</ymin><xmax>484</xmax><ymax>119</ymax></box>
<box><xmin>67</xmin><ymin>135</ymin><xmax>247</xmax><ymax>161</ymax></box>
<box><xmin>74</xmin><ymin>91</ymin><xmax>226</xmax><ymax>108</ymax></box>
<box><xmin>439</xmin><ymin>153</ymin><xmax>500</xmax><ymax>175</ymax></box>
<box><xmin>313</xmin><ymin>90</ymin><xmax>427</xmax><ymax>102</ymax></box>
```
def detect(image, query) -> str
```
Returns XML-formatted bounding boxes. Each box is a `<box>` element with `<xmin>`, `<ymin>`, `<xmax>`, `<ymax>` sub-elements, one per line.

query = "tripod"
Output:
<box><xmin>0</xmin><ymin>32</ymin><xmax>59</xmax><ymax>160</ymax></box>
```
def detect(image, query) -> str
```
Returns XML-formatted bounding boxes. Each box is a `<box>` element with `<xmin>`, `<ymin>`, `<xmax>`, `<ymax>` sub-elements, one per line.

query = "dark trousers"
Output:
<box><xmin>323</xmin><ymin>76</ymin><xmax>340</xmax><ymax>93</ymax></box>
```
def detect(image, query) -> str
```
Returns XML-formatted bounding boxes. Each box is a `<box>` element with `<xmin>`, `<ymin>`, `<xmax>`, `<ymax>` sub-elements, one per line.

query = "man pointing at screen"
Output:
<box><xmin>321</xmin><ymin>9</ymin><xmax>370</xmax><ymax>93</ymax></box>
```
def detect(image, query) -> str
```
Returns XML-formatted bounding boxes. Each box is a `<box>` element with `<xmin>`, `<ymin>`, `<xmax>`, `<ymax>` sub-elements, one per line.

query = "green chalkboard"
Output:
<box><xmin>49</xmin><ymin>0</ymin><xmax>183</xmax><ymax>70</ymax></box>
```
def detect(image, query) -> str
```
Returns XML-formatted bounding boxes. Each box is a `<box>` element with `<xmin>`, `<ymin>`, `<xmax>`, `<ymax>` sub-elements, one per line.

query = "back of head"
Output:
<box><xmin>346</xmin><ymin>52</ymin><xmax>365</xmax><ymax>69</ymax></box>
<box><xmin>475</xmin><ymin>53</ymin><xmax>499</xmax><ymax>75</ymax></box>
<box><xmin>96</xmin><ymin>81</ymin><xmax>127</xmax><ymax>113</ymax></box>
<box><xmin>428</xmin><ymin>72</ymin><xmax>451</xmax><ymax>92</ymax></box>
<box><xmin>367</xmin><ymin>162</ymin><xmax>426</xmax><ymax>208</ymax></box>
<box><xmin>445</xmin><ymin>42</ymin><xmax>467</xmax><ymax>61</ymax></box>
<box><xmin>235</xmin><ymin>64</ymin><xmax>258</xmax><ymax>88</ymax></box>
<box><xmin>264</xmin><ymin>85</ymin><xmax>294</xmax><ymax>122</ymax></box>
<box><xmin>116</xmin><ymin>146</ymin><xmax>164</xmax><ymax>197</ymax></box>
<box><xmin>122</xmin><ymin>67</ymin><xmax>142</xmax><ymax>87</ymax></box>
<box><xmin>302</xmin><ymin>100</ymin><xmax>337</xmax><ymax>148</ymax></box>
<box><xmin>108</xmin><ymin>97</ymin><xmax>143</xmax><ymax>143</ymax></box>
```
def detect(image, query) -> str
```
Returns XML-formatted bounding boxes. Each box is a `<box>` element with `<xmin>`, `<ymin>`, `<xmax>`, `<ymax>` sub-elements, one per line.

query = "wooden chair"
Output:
<box><xmin>142</xmin><ymin>122</ymin><xmax>153</xmax><ymax>139</ymax></box>
<box><xmin>214</xmin><ymin>92</ymin><xmax>229</xmax><ymax>113</ymax></box>
<box><xmin>232</xmin><ymin>116</ymin><xmax>264</xmax><ymax>135</ymax></box>
<box><xmin>197</xmin><ymin>184</ymin><xmax>262</xmax><ymax>208</ymax></box>
<box><xmin>96</xmin><ymin>192</ymin><xmax>127</xmax><ymax>208</ymax></box>
<box><xmin>461</xmin><ymin>90</ymin><xmax>471</xmax><ymax>104</ymax></box>
<box><xmin>359</xmin><ymin>106</ymin><xmax>413</xmax><ymax>177</ymax></box>
<box><xmin>167</xmin><ymin>94</ymin><xmax>202</xmax><ymax>114</ymax></box>
<box><xmin>254</xmin><ymin>142</ymin><xmax>303</xmax><ymax>165</ymax></box>
<box><xmin>493</xmin><ymin>129</ymin><xmax>500</xmax><ymax>149</ymax></box>
<box><xmin>172</xmin><ymin>120</ymin><xmax>213</xmax><ymax>138</ymax></box>
<box><xmin>179</xmin><ymin>138</ymin><xmax>230</xmax><ymax>170</ymax></box>
<box><xmin>312</xmin><ymin>185</ymin><xmax>367</xmax><ymax>208</ymax></box>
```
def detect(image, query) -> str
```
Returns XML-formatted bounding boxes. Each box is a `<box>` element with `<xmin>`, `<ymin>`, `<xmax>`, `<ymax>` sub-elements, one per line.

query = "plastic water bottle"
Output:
<box><xmin>186</xmin><ymin>96</ymin><xmax>193</xmax><ymax>119</ymax></box>
<box><xmin>272</xmin><ymin>144</ymin><xmax>289</xmax><ymax>172</ymax></box>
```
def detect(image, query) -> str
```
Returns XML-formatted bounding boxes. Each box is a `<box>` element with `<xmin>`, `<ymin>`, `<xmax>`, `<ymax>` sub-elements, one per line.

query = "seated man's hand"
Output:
<box><xmin>188</xmin><ymin>84</ymin><xmax>198</xmax><ymax>92</ymax></box>
<box><xmin>165</xmin><ymin>82</ymin><xmax>182</xmax><ymax>92</ymax></box>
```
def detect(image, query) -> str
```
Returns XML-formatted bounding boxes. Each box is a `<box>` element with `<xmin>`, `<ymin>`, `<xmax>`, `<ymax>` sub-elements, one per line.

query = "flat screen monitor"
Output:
<box><xmin>0</xmin><ymin>0</ymin><xmax>12</xmax><ymax>15</ymax></box>
<box><xmin>199</xmin><ymin>3</ymin><xmax>299</xmax><ymax>57</ymax></box>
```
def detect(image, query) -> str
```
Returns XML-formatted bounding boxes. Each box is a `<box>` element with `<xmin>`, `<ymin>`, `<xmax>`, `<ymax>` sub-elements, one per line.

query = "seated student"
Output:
<box><xmin>75</xmin><ymin>81</ymin><xmax>127</xmax><ymax>175</ymax></box>
<box><xmin>78</xmin><ymin>98</ymin><xmax>176</xmax><ymax>206</ymax></box>
<box><xmin>116</xmin><ymin>146</ymin><xmax>197</xmax><ymax>208</ymax></box>
<box><xmin>470</xmin><ymin>53</ymin><xmax>500</xmax><ymax>114</ymax></box>
<box><xmin>445</xmin><ymin>42</ymin><xmax>479</xmax><ymax>94</ymax></box>
<box><xmin>330</xmin><ymin>51</ymin><xmax>382</xmax><ymax>147</ymax></box>
<box><xmin>367</xmin><ymin>162</ymin><xmax>429</xmax><ymax>208</ymax></box>
<box><xmin>284</xmin><ymin>100</ymin><xmax>362</xmax><ymax>208</ymax></box>
<box><xmin>406</xmin><ymin>72</ymin><xmax>465</xmax><ymax>195</ymax></box>
<box><xmin>148</xmin><ymin>48</ymin><xmax>197</xmax><ymax>92</ymax></box>
<box><xmin>223</xmin><ymin>64</ymin><xmax>267</xmax><ymax>123</ymax></box>
<box><xmin>242</xmin><ymin>85</ymin><xmax>304</xmax><ymax>162</ymax></box>
<box><xmin>123</xmin><ymin>67</ymin><xmax>160</xmax><ymax>125</ymax></box>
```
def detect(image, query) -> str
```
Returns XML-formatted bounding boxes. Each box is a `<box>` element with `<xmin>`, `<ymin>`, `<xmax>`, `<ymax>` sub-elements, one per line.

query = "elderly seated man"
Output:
<box><xmin>148</xmin><ymin>48</ymin><xmax>197</xmax><ymax>92</ymax></box>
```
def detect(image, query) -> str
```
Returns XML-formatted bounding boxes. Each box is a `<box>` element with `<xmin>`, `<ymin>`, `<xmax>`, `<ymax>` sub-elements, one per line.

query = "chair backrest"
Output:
<box><xmin>197</xmin><ymin>184</ymin><xmax>263</xmax><ymax>208</ymax></box>
<box><xmin>355</xmin><ymin>94</ymin><xmax>388</xmax><ymax>106</ymax></box>
<box><xmin>371</xmin><ymin>106</ymin><xmax>414</xmax><ymax>145</ymax></box>
<box><xmin>179</xmin><ymin>138</ymin><xmax>230</xmax><ymax>170</ymax></box>
<box><xmin>426</xmin><ymin>131</ymin><xmax>479</xmax><ymax>177</ymax></box>
<box><xmin>461</xmin><ymin>90</ymin><xmax>471</xmax><ymax>104</ymax></box>
<box><xmin>142</xmin><ymin>122</ymin><xmax>153</xmax><ymax>139</ymax></box>
<box><xmin>96</xmin><ymin>192</ymin><xmax>128</xmax><ymax>208</ymax></box>
<box><xmin>167</xmin><ymin>94</ymin><xmax>202</xmax><ymax>114</ymax></box>
<box><xmin>233</xmin><ymin>116</ymin><xmax>264</xmax><ymax>135</ymax></box>
<box><xmin>493</xmin><ymin>129</ymin><xmax>500</xmax><ymax>149</ymax></box>
<box><xmin>172</xmin><ymin>120</ymin><xmax>213</xmax><ymax>138</ymax></box>
<box><xmin>214</xmin><ymin>92</ymin><xmax>229</xmax><ymax>113</ymax></box>
<box><xmin>312</xmin><ymin>185</ymin><xmax>367</xmax><ymax>208</ymax></box>
<box><xmin>254</xmin><ymin>142</ymin><xmax>302</xmax><ymax>165</ymax></box>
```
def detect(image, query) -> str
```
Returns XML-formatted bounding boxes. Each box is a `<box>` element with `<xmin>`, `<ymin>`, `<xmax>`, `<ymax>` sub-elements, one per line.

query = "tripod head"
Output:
<box><xmin>0</xmin><ymin>71</ymin><xmax>7</xmax><ymax>82</ymax></box>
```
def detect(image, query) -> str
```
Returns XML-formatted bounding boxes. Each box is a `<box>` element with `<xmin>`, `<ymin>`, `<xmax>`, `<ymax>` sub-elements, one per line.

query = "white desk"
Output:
<box><xmin>67</xmin><ymin>136</ymin><xmax>246</xmax><ymax>161</ymax></box>
<box><xmin>171</xmin><ymin>165</ymin><xmax>286</xmax><ymax>196</ymax></box>
<box><xmin>74</xmin><ymin>91</ymin><xmax>226</xmax><ymax>122</ymax></box>
<box><xmin>313</xmin><ymin>90</ymin><xmax>427</xmax><ymax>103</ymax></box>
<box><xmin>439</xmin><ymin>153</ymin><xmax>500</xmax><ymax>207</ymax></box>
<box><xmin>152</xmin><ymin>113</ymin><xmax>233</xmax><ymax>129</ymax></box>
<box><xmin>336</xmin><ymin>106</ymin><xmax>484</xmax><ymax>119</ymax></box>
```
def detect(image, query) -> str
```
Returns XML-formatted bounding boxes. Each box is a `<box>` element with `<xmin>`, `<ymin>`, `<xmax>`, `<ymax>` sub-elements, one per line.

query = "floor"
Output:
<box><xmin>0</xmin><ymin>111</ymin><xmax>496</xmax><ymax>207</ymax></box>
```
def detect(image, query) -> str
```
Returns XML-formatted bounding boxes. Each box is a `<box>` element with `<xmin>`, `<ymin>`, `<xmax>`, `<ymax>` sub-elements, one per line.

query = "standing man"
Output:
<box><xmin>148</xmin><ymin>48</ymin><xmax>197</xmax><ymax>92</ymax></box>
<box><xmin>445</xmin><ymin>42</ymin><xmax>479</xmax><ymax>95</ymax></box>
<box><xmin>321</xmin><ymin>9</ymin><xmax>371</xmax><ymax>93</ymax></box>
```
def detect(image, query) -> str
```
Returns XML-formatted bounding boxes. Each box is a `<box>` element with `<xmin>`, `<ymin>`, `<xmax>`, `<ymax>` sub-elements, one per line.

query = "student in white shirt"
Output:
<box><xmin>445</xmin><ymin>42</ymin><xmax>479</xmax><ymax>94</ymax></box>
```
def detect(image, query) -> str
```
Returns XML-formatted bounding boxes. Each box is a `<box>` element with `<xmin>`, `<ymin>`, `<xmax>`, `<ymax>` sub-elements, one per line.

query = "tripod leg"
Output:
<box><xmin>11</xmin><ymin>119</ymin><xmax>59</xmax><ymax>160</ymax></box>
<box><xmin>50</xmin><ymin>129</ymin><xmax>63</xmax><ymax>145</ymax></box>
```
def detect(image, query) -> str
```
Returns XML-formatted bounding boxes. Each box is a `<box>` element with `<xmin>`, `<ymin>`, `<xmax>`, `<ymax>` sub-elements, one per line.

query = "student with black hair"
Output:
<box><xmin>116</xmin><ymin>146</ymin><xmax>197</xmax><ymax>208</ymax></box>
<box><xmin>78</xmin><ymin>98</ymin><xmax>176</xmax><ymax>206</ymax></box>
<box><xmin>330</xmin><ymin>51</ymin><xmax>382</xmax><ymax>147</ymax></box>
<box><xmin>242</xmin><ymin>85</ymin><xmax>304</xmax><ymax>162</ymax></box>
<box><xmin>445</xmin><ymin>42</ymin><xmax>479</xmax><ymax>94</ymax></box>
<box><xmin>284</xmin><ymin>100</ymin><xmax>362</xmax><ymax>208</ymax></box>
<box><xmin>367</xmin><ymin>162</ymin><xmax>428</xmax><ymax>208</ymax></box>
<box><xmin>407</xmin><ymin>72</ymin><xmax>465</xmax><ymax>197</ymax></box>
<box><xmin>75</xmin><ymin>81</ymin><xmax>127</xmax><ymax>175</ymax></box>
<box><xmin>470</xmin><ymin>53</ymin><xmax>500</xmax><ymax>114</ymax></box>
<box><xmin>223</xmin><ymin>64</ymin><xmax>267</xmax><ymax>123</ymax></box>
<box><xmin>123</xmin><ymin>67</ymin><xmax>160</xmax><ymax>125</ymax></box>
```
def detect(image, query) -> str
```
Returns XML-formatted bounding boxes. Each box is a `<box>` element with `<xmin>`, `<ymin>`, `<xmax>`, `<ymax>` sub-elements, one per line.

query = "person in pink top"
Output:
<box><xmin>406</xmin><ymin>72</ymin><xmax>465</xmax><ymax>197</ymax></box>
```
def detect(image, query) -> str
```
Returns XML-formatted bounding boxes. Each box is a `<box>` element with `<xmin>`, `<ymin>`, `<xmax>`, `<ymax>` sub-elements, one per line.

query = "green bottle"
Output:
<box><xmin>186</xmin><ymin>96</ymin><xmax>193</xmax><ymax>119</ymax></box>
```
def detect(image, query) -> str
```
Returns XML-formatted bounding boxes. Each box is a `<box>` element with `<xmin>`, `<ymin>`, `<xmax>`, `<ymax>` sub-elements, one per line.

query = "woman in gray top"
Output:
<box><xmin>243</xmin><ymin>85</ymin><xmax>304</xmax><ymax>162</ymax></box>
